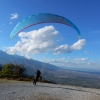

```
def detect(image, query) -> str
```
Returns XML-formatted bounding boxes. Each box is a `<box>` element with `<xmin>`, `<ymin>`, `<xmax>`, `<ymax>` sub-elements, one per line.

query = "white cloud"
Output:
<box><xmin>41</xmin><ymin>58</ymin><xmax>100</xmax><ymax>70</ymax></box>
<box><xmin>54</xmin><ymin>39</ymin><xmax>86</xmax><ymax>54</ymax></box>
<box><xmin>71</xmin><ymin>39</ymin><xmax>86</xmax><ymax>50</ymax></box>
<box><xmin>5</xmin><ymin>26</ymin><xmax>58</xmax><ymax>56</ymax></box>
<box><xmin>54</xmin><ymin>44</ymin><xmax>72</xmax><ymax>54</ymax></box>
<box><xmin>10</xmin><ymin>13</ymin><xmax>18</xmax><ymax>19</ymax></box>
<box><xmin>41</xmin><ymin>58</ymin><xmax>68</xmax><ymax>65</ymax></box>
<box><xmin>5</xmin><ymin>26</ymin><xmax>86</xmax><ymax>57</ymax></box>
<box><xmin>74</xmin><ymin>58</ymin><xmax>88</xmax><ymax>61</ymax></box>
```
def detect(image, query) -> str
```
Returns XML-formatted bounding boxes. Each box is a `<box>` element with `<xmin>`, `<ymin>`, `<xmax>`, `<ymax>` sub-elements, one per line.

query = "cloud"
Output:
<box><xmin>40</xmin><ymin>58</ymin><xmax>69</xmax><ymax>67</ymax></box>
<box><xmin>42</xmin><ymin>58</ymin><xmax>68</xmax><ymax>64</ymax></box>
<box><xmin>10</xmin><ymin>13</ymin><xmax>18</xmax><ymax>19</ymax></box>
<box><xmin>5</xmin><ymin>26</ymin><xmax>58</xmax><ymax>57</ymax></box>
<box><xmin>71</xmin><ymin>39</ymin><xmax>86</xmax><ymax>50</ymax></box>
<box><xmin>54</xmin><ymin>45</ymin><xmax>72</xmax><ymax>54</ymax></box>
<box><xmin>41</xmin><ymin>58</ymin><xmax>100</xmax><ymax>70</ymax></box>
<box><xmin>74</xmin><ymin>58</ymin><xmax>88</xmax><ymax>61</ymax></box>
<box><xmin>5</xmin><ymin>26</ymin><xmax>86</xmax><ymax>58</ymax></box>
<box><xmin>54</xmin><ymin>39</ymin><xmax>86</xmax><ymax>54</ymax></box>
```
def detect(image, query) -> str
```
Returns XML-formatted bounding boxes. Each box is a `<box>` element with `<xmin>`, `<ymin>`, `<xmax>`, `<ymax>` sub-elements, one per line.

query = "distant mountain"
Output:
<box><xmin>0</xmin><ymin>50</ymin><xmax>60</xmax><ymax>75</ymax></box>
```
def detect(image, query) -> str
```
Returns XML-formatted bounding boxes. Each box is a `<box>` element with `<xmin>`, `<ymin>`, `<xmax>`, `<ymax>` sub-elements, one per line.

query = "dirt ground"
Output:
<box><xmin>0</xmin><ymin>79</ymin><xmax>100</xmax><ymax>100</ymax></box>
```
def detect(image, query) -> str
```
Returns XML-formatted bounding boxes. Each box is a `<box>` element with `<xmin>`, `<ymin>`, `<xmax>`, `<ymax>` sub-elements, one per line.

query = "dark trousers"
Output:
<box><xmin>33</xmin><ymin>79</ymin><xmax>36</xmax><ymax>85</ymax></box>
<box><xmin>33</xmin><ymin>76</ymin><xmax>39</xmax><ymax>85</ymax></box>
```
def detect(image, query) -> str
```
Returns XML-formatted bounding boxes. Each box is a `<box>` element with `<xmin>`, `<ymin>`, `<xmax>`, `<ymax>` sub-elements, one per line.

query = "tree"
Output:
<box><xmin>1</xmin><ymin>63</ymin><xmax>15</xmax><ymax>78</ymax></box>
<box><xmin>14</xmin><ymin>63</ymin><xmax>26</xmax><ymax>77</ymax></box>
<box><xmin>0</xmin><ymin>63</ymin><xmax>26</xmax><ymax>78</ymax></box>
<box><xmin>0</xmin><ymin>64</ymin><xmax>2</xmax><ymax>71</ymax></box>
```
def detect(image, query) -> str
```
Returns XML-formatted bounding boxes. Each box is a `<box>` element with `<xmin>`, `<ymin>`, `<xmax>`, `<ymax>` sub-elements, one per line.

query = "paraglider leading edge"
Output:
<box><xmin>10</xmin><ymin>13</ymin><xmax>81</xmax><ymax>39</ymax></box>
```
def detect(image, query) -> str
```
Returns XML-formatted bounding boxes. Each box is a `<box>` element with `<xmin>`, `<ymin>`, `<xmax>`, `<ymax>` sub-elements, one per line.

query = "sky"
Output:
<box><xmin>0</xmin><ymin>0</ymin><xmax>100</xmax><ymax>70</ymax></box>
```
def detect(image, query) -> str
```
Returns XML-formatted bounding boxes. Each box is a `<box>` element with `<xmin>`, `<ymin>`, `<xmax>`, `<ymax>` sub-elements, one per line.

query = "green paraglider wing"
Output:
<box><xmin>10</xmin><ymin>13</ymin><xmax>81</xmax><ymax>38</ymax></box>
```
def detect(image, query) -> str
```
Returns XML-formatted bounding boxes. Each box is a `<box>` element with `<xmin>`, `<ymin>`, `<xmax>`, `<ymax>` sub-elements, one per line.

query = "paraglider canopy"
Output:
<box><xmin>10</xmin><ymin>13</ymin><xmax>81</xmax><ymax>38</ymax></box>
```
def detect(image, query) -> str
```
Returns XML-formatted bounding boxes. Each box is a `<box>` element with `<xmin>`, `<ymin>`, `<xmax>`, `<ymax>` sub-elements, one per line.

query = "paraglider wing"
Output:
<box><xmin>10</xmin><ymin>13</ymin><xmax>81</xmax><ymax>38</ymax></box>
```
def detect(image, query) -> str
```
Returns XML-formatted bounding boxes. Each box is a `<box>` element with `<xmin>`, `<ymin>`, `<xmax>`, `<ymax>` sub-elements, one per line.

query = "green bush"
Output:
<box><xmin>0</xmin><ymin>63</ymin><xmax>26</xmax><ymax>79</ymax></box>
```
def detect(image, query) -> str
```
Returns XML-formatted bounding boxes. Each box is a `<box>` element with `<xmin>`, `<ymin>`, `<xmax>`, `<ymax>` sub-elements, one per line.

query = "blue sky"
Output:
<box><xmin>0</xmin><ymin>0</ymin><xmax>100</xmax><ymax>70</ymax></box>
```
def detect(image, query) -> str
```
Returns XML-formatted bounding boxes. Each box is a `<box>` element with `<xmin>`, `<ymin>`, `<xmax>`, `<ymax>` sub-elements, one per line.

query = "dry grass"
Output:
<box><xmin>0</xmin><ymin>78</ymin><xmax>24</xmax><ymax>83</ymax></box>
<box><xmin>0</xmin><ymin>79</ymin><xmax>10</xmax><ymax>83</ymax></box>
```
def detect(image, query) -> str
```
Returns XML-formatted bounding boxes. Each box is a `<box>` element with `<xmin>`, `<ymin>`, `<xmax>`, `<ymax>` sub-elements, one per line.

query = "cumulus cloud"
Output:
<box><xmin>5</xmin><ymin>26</ymin><xmax>58</xmax><ymax>57</ymax></box>
<box><xmin>10</xmin><ymin>13</ymin><xmax>18</xmax><ymax>19</ymax></box>
<box><xmin>71</xmin><ymin>39</ymin><xmax>86</xmax><ymax>50</ymax></box>
<box><xmin>54</xmin><ymin>39</ymin><xmax>86</xmax><ymax>54</ymax></box>
<box><xmin>54</xmin><ymin>44</ymin><xmax>72</xmax><ymax>54</ymax></box>
<box><xmin>5</xmin><ymin>26</ymin><xmax>86</xmax><ymax>58</ymax></box>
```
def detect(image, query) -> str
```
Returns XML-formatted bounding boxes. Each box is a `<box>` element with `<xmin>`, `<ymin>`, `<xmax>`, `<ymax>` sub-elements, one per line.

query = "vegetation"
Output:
<box><xmin>0</xmin><ymin>64</ymin><xmax>2</xmax><ymax>71</ymax></box>
<box><xmin>0</xmin><ymin>63</ymin><xmax>25</xmax><ymax>78</ymax></box>
<box><xmin>0</xmin><ymin>63</ymin><xmax>55</xmax><ymax>84</ymax></box>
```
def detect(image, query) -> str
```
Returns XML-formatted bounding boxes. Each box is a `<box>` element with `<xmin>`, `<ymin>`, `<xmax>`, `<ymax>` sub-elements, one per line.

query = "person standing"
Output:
<box><xmin>33</xmin><ymin>70</ymin><xmax>42</xmax><ymax>85</ymax></box>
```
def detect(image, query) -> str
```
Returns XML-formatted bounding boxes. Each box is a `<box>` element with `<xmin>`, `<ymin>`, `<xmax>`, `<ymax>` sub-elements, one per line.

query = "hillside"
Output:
<box><xmin>0</xmin><ymin>50</ymin><xmax>60</xmax><ymax>75</ymax></box>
